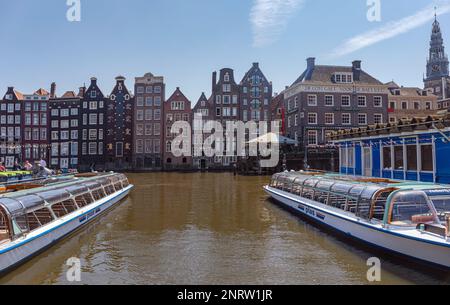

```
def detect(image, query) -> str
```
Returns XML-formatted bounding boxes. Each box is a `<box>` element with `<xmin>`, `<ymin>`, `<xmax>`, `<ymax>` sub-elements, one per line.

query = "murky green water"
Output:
<box><xmin>1</xmin><ymin>173</ymin><xmax>450</xmax><ymax>285</ymax></box>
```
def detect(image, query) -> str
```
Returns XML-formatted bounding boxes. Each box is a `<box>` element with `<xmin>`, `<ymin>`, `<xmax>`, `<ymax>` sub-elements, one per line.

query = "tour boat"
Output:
<box><xmin>264</xmin><ymin>171</ymin><xmax>450</xmax><ymax>269</ymax></box>
<box><xmin>0</xmin><ymin>172</ymin><xmax>133</xmax><ymax>274</ymax></box>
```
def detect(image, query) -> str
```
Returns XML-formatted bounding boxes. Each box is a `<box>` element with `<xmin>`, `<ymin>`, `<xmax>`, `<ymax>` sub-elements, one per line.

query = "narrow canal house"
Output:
<box><xmin>49</xmin><ymin>88</ymin><xmax>83</xmax><ymax>171</ymax></box>
<box><xmin>210</xmin><ymin>68</ymin><xmax>240</xmax><ymax>169</ymax></box>
<box><xmin>22</xmin><ymin>88</ymin><xmax>50</xmax><ymax>165</ymax></box>
<box><xmin>330</xmin><ymin>111</ymin><xmax>450</xmax><ymax>184</ymax></box>
<box><xmin>192</xmin><ymin>92</ymin><xmax>214</xmax><ymax>170</ymax></box>
<box><xmin>163</xmin><ymin>87</ymin><xmax>192</xmax><ymax>170</ymax></box>
<box><xmin>133</xmin><ymin>73</ymin><xmax>165</xmax><ymax>171</ymax></box>
<box><xmin>239</xmin><ymin>63</ymin><xmax>272</xmax><ymax>124</ymax></box>
<box><xmin>283</xmin><ymin>58</ymin><xmax>389</xmax><ymax>170</ymax></box>
<box><xmin>80</xmin><ymin>77</ymin><xmax>106</xmax><ymax>172</ymax></box>
<box><xmin>105</xmin><ymin>76</ymin><xmax>134</xmax><ymax>171</ymax></box>
<box><xmin>0</xmin><ymin>87</ymin><xmax>23</xmax><ymax>168</ymax></box>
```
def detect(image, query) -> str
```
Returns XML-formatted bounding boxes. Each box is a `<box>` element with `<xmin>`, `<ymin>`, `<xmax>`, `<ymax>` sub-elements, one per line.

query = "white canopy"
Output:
<box><xmin>247</xmin><ymin>132</ymin><xmax>298</xmax><ymax>145</ymax></box>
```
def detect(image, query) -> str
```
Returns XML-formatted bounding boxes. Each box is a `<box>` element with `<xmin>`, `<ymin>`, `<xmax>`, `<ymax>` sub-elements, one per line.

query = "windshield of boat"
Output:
<box><xmin>424</xmin><ymin>189</ymin><xmax>450</xmax><ymax>221</ymax></box>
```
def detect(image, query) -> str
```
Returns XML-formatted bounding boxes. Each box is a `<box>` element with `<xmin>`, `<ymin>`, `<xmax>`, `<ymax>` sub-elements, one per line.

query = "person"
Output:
<box><xmin>13</xmin><ymin>160</ymin><xmax>22</xmax><ymax>171</ymax></box>
<box><xmin>23</xmin><ymin>160</ymin><xmax>33</xmax><ymax>171</ymax></box>
<box><xmin>0</xmin><ymin>162</ymin><xmax>5</xmax><ymax>172</ymax></box>
<box><xmin>39</xmin><ymin>159</ymin><xmax>47</xmax><ymax>168</ymax></box>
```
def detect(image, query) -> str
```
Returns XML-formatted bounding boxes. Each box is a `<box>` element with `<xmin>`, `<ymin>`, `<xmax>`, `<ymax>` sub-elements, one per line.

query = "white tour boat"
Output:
<box><xmin>264</xmin><ymin>171</ymin><xmax>450</xmax><ymax>269</ymax></box>
<box><xmin>0</xmin><ymin>172</ymin><xmax>133</xmax><ymax>274</ymax></box>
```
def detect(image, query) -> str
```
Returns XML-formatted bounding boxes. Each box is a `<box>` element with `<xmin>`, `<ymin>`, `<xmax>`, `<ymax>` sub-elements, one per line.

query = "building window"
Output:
<box><xmin>307</xmin><ymin>95</ymin><xmax>317</xmax><ymax>106</ymax></box>
<box><xmin>421</xmin><ymin>145</ymin><xmax>433</xmax><ymax>172</ymax></box>
<box><xmin>374</xmin><ymin>114</ymin><xmax>383</xmax><ymax>124</ymax></box>
<box><xmin>307</xmin><ymin>130</ymin><xmax>318</xmax><ymax>146</ymax></box>
<box><xmin>89</xmin><ymin>114</ymin><xmax>98</xmax><ymax>125</ymax></box>
<box><xmin>342</xmin><ymin>113</ymin><xmax>351</xmax><ymax>125</ymax></box>
<box><xmin>406</xmin><ymin>145</ymin><xmax>417</xmax><ymax>171</ymax></box>
<box><xmin>358</xmin><ymin>114</ymin><xmax>367</xmax><ymax>125</ymax></box>
<box><xmin>374</xmin><ymin>96</ymin><xmax>382</xmax><ymax>107</ymax></box>
<box><xmin>325</xmin><ymin>113</ymin><xmax>334</xmax><ymax>125</ymax></box>
<box><xmin>325</xmin><ymin>95</ymin><xmax>334</xmax><ymax>106</ymax></box>
<box><xmin>357</xmin><ymin>96</ymin><xmax>367</xmax><ymax>107</ymax></box>
<box><xmin>88</xmin><ymin>143</ymin><xmax>97</xmax><ymax>155</ymax></box>
<box><xmin>137</xmin><ymin>97</ymin><xmax>144</xmax><ymax>106</ymax></box>
<box><xmin>308</xmin><ymin>113</ymin><xmax>317</xmax><ymax>125</ymax></box>
<box><xmin>341</xmin><ymin>96</ymin><xmax>351</xmax><ymax>107</ymax></box>
<box><xmin>383</xmin><ymin>146</ymin><xmax>392</xmax><ymax>170</ymax></box>
<box><xmin>137</xmin><ymin>110</ymin><xmax>144</xmax><ymax>121</ymax></box>
<box><xmin>401</xmin><ymin>101</ymin><xmax>408</xmax><ymax>110</ymax></box>
<box><xmin>394</xmin><ymin>146</ymin><xmax>404</xmax><ymax>170</ymax></box>
<box><xmin>116</xmin><ymin>142</ymin><xmax>124</xmax><ymax>157</ymax></box>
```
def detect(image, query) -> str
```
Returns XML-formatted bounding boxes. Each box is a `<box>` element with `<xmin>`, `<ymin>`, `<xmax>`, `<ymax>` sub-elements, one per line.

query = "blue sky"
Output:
<box><xmin>0</xmin><ymin>0</ymin><xmax>449</xmax><ymax>104</ymax></box>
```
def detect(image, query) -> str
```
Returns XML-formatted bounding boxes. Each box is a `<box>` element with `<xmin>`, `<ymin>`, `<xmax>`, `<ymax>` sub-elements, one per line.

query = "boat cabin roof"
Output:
<box><xmin>272</xmin><ymin>171</ymin><xmax>450</xmax><ymax>200</ymax></box>
<box><xmin>0</xmin><ymin>172</ymin><xmax>127</xmax><ymax>217</ymax></box>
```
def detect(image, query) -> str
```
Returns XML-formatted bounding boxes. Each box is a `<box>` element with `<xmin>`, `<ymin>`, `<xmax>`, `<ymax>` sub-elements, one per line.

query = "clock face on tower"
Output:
<box><xmin>432</xmin><ymin>64</ymin><xmax>441</xmax><ymax>72</ymax></box>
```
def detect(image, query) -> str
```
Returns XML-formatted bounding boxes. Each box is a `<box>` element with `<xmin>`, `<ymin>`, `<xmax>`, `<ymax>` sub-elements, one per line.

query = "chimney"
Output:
<box><xmin>253</xmin><ymin>62</ymin><xmax>259</xmax><ymax>68</ymax></box>
<box><xmin>78</xmin><ymin>86</ymin><xmax>86</xmax><ymax>97</ymax></box>
<box><xmin>90</xmin><ymin>77</ymin><xmax>97</xmax><ymax>86</ymax></box>
<box><xmin>50</xmin><ymin>82</ymin><xmax>56</xmax><ymax>98</ymax></box>
<box><xmin>307</xmin><ymin>57</ymin><xmax>316</xmax><ymax>70</ymax></box>
<box><xmin>352</xmin><ymin>60</ymin><xmax>362</xmax><ymax>81</ymax></box>
<box><xmin>212</xmin><ymin>71</ymin><xmax>217</xmax><ymax>89</ymax></box>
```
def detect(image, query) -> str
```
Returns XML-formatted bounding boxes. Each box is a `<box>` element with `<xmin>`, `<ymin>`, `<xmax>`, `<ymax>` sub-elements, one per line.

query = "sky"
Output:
<box><xmin>0</xmin><ymin>0</ymin><xmax>450</xmax><ymax>105</ymax></box>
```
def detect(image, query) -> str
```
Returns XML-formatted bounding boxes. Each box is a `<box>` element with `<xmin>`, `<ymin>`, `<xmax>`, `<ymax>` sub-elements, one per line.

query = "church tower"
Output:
<box><xmin>424</xmin><ymin>14</ymin><xmax>450</xmax><ymax>100</ymax></box>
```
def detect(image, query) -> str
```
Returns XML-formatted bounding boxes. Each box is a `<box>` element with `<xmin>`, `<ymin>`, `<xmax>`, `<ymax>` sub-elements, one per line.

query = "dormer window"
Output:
<box><xmin>334</xmin><ymin>73</ymin><xmax>353</xmax><ymax>84</ymax></box>
<box><xmin>91</xmin><ymin>91</ymin><xmax>97</xmax><ymax>98</ymax></box>
<box><xmin>224</xmin><ymin>73</ymin><xmax>230</xmax><ymax>82</ymax></box>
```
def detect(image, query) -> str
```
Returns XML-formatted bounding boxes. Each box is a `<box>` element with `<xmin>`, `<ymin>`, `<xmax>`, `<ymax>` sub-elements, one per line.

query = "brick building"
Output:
<box><xmin>192</xmin><ymin>92</ymin><xmax>214</xmax><ymax>170</ymax></box>
<box><xmin>163</xmin><ymin>87</ymin><xmax>192</xmax><ymax>169</ymax></box>
<box><xmin>22</xmin><ymin>88</ymin><xmax>50</xmax><ymax>165</ymax></box>
<box><xmin>105</xmin><ymin>76</ymin><xmax>134</xmax><ymax>171</ymax></box>
<box><xmin>284</xmin><ymin>58</ymin><xmax>389</xmax><ymax>148</ymax></box>
<box><xmin>0</xmin><ymin>87</ymin><xmax>23</xmax><ymax>168</ymax></box>
<box><xmin>239</xmin><ymin>63</ymin><xmax>272</xmax><ymax>123</ymax></box>
<box><xmin>133</xmin><ymin>73</ymin><xmax>165</xmax><ymax>170</ymax></box>
<box><xmin>386</xmin><ymin>82</ymin><xmax>438</xmax><ymax>123</ymax></box>
<box><xmin>49</xmin><ymin>89</ymin><xmax>83</xmax><ymax>171</ymax></box>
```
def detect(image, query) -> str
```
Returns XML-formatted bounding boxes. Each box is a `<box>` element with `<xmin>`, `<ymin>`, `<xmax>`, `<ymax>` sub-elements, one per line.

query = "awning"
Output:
<box><xmin>246</xmin><ymin>133</ymin><xmax>298</xmax><ymax>145</ymax></box>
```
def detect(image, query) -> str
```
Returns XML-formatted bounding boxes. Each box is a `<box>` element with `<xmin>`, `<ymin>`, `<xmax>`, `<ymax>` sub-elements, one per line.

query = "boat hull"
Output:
<box><xmin>0</xmin><ymin>185</ymin><xmax>133</xmax><ymax>275</ymax></box>
<box><xmin>265</xmin><ymin>186</ymin><xmax>450</xmax><ymax>269</ymax></box>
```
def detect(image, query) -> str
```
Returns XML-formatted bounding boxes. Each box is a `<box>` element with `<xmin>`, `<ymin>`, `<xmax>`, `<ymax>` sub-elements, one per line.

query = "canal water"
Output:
<box><xmin>1</xmin><ymin>173</ymin><xmax>450</xmax><ymax>285</ymax></box>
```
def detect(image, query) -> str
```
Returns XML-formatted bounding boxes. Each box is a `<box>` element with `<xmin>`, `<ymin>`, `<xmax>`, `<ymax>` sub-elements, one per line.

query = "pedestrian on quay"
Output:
<box><xmin>0</xmin><ymin>162</ymin><xmax>6</xmax><ymax>172</ymax></box>
<box><xmin>23</xmin><ymin>160</ymin><xmax>33</xmax><ymax>171</ymax></box>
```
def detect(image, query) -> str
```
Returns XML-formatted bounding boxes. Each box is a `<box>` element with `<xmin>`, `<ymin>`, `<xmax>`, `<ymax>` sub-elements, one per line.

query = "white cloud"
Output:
<box><xmin>250</xmin><ymin>0</ymin><xmax>304</xmax><ymax>47</ymax></box>
<box><xmin>330</xmin><ymin>1</ymin><xmax>450</xmax><ymax>58</ymax></box>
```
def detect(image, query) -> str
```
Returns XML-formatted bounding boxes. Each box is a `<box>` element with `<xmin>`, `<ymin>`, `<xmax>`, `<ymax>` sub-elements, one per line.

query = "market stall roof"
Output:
<box><xmin>247</xmin><ymin>133</ymin><xmax>298</xmax><ymax>145</ymax></box>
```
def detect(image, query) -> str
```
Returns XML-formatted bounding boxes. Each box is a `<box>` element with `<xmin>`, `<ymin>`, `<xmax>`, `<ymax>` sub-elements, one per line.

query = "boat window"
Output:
<box><xmin>292</xmin><ymin>179</ymin><xmax>303</xmax><ymax>195</ymax></box>
<box><xmin>27</xmin><ymin>212</ymin><xmax>41</xmax><ymax>231</ymax></box>
<box><xmin>52</xmin><ymin>203</ymin><xmax>69</xmax><ymax>218</ymax></box>
<box><xmin>371</xmin><ymin>190</ymin><xmax>391</xmax><ymax>221</ymax></box>
<box><xmin>356</xmin><ymin>197</ymin><xmax>371</xmax><ymax>219</ymax></box>
<box><xmin>425</xmin><ymin>191</ymin><xmax>450</xmax><ymax>222</ymax></box>
<box><xmin>389</xmin><ymin>191</ymin><xmax>437</xmax><ymax>226</ymax></box>
<box><xmin>122</xmin><ymin>178</ymin><xmax>129</xmax><ymax>187</ymax></box>
<box><xmin>0</xmin><ymin>206</ymin><xmax>10</xmax><ymax>242</ymax></box>
<box><xmin>113</xmin><ymin>182</ymin><xmax>123</xmax><ymax>192</ymax></box>
<box><xmin>62</xmin><ymin>199</ymin><xmax>77</xmax><ymax>213</ymax></box>
<box><xmin>83</xmin><ymin>193</ymin><xmax>94</xmax><ymax>205</ymax></box>
<box><xmin>32</xmin><ymin>208</ymin><xmax>54</xmax><ymax>227</ymax></box>
<box><xmin>12</xmin><ymin>215</ymin><xmax>29</xmax><ymax>236</ymax></box>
